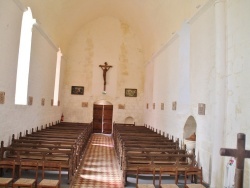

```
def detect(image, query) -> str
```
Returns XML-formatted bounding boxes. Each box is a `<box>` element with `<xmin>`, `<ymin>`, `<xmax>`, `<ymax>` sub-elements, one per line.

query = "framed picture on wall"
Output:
<box><xmin>125</xmin><ymin>88</ymin><xmax>137</xmax><ymax>97</ymax></box>
<box><xmin>71</xmin><ymin>86</ymin><xmax>84</xmax><ymax>95</ymax></box>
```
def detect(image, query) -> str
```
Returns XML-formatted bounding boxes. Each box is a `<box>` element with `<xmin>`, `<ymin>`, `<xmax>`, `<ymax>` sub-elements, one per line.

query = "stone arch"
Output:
<box><xmin>183</xmin><ymin>116</ymin><xmax>197</xmax><ymax>153</ymax></box>
<box><xmin>124</xmin><ymin>116</ymin><xmax>134</xmax><ymax>124</ymax></box>
<box><xmin>94</xmin><ymin>99</ymin><xmax>112</xmax><ymax>105</ymax></box>
<box><xmin>183</xmin><ymin>115</ymin><xmax>197</xmax><ymax>139</ymax></box>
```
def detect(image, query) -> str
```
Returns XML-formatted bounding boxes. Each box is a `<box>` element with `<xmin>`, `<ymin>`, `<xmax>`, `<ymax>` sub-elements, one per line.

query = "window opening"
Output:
<box><xmin>53</xmin><ymin>49</ymin><xmax>62</xmax><ymax>106</ymax></box>
<box><xmin>15</xmin><ymin>7</ymin><xmax>36</xmax><ymax>105</ymax></box>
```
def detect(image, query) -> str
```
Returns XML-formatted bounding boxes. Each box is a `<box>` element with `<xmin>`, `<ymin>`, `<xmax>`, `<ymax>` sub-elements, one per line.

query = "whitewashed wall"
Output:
<box><xmin>0</xmin><ymin>0</ymin><xmax>64</xmax><ymax>146</ymax></box>
<box><xmin>0</xmin><ymin>0</ymin><xmax>23</xmax><ymax>146</ymax></box>
<box><xmin>226</xmin><ymin>0</ymin><xmax>250</xmax><ymax>187</ymax></box>
<box><xmin>63</xmin><ymin>16</ymin><xmax>145</xmax><ymax>124</ymax></box>
<box><xmin>189</xmin><ymin>2</ymin><xmax>215</xmax><ymax>184</ymax></box>
<box><xmin>145</xmin><ymin>0</ymin><xmax>250</xmax><ymax>186</ymax></box>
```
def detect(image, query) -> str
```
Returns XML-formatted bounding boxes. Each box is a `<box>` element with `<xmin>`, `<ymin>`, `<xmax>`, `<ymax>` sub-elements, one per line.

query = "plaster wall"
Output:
<box><xmin>226</xmin><ymin>0</ymin><xmax>250</xmax><ymax>186</ymax></box>
<box><xmin>189</xmin><ymin>2</ymin><xmax>215</xmax><ymax>183</ymax></box>
<box><xmin>150</xmin><ymin>35</ymin><xmax>180</xmax><ymax>137</ymax></box>
<box><xmin>144</xmin><ymin>0</ymin><xmax>250</xmax><ymax>185</ymax></box>
<box><xmin>63</xmin><ymin>16</ymin><xmax>144</xmax><ymax>125</ymax></box>
<box><xmin>144</xmin><ymin>61</ymin><xmax>155</xmax><ymax>127</ymax></box>
<box><xmin>144</xmin><ymin>1</ymin><xmax>215</xmax><ymax>184</ymax></box>
<box><xmin>0</xmin><ymin>1</ymin><xmax>64</xmax><ymax>146</ymax></box>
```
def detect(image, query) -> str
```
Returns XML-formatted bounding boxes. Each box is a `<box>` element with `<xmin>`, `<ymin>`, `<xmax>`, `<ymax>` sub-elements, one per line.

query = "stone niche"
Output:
<box><xmin>183</xmin><ymin>116</ymin><xmax>197</xmax><ymax>154</ymax></box>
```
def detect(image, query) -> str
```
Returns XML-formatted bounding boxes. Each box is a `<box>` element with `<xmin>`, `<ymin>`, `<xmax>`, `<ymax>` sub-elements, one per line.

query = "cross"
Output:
<box><xmin>220</xmin><ymin>133</ymin><xmax>250</xmax><ymax>188</ymax></box>
<box><xmin>99</xmin><ymin>62</ymin><xmax>112</xmax><ymax>91</ymax></box>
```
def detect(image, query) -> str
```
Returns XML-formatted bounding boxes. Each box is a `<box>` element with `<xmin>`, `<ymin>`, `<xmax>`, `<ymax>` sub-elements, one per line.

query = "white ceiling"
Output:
<box><xmin>19</xmin><ymin>0</ymin><xmax>206</xmax><ymax>59</ymax></box>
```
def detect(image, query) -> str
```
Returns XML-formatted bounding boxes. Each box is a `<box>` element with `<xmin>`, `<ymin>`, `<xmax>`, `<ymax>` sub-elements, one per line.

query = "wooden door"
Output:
<box><xmin>93</xmin><ymin>105</ymin><xmax>103</xmax><ymax>133</ymax></box>
<box><xmin>93</xmin><ymin>104</ymin><xmax>113</xmax><ymax>134</ymax></box>
<box><xmin>102</xmin><ymin>105</ymin><xmax>113</xmax><ymax>134</ymax></box>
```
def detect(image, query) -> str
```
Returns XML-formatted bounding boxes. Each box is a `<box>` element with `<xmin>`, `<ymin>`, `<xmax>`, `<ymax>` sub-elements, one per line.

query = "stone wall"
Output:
<box><xmin>63</xmin><ymin>16</ymin><xmax>145</xmax><ymax>124</ymax></box>
<box><xmin>0</xmin><ymin>1</ymin><xmax>64</xmax><ymax>146</ymax></box>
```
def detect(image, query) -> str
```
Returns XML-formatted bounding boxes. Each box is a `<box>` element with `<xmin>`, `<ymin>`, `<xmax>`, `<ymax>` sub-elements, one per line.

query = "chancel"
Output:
<box><xmin>0</xmin><ymin>0</ymin><xmax>250</xmax><ymax>188</ymax></box>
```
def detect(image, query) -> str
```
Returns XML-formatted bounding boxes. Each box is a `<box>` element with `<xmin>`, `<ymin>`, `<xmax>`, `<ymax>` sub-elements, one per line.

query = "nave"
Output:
<box><xmin>0</xmin><ymin>124</ymin><xmax>207</xmax><ymax>188</ymax></box>
<box><xmin>71</xmin><ymin>133</ymin><xmax>208</xmax><ymax>188</ymax></box>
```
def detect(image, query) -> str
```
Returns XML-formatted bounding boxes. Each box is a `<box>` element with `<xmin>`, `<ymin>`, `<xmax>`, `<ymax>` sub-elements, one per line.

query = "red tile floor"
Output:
<box><xmin>70</xmin><ymin>134</ymin><xmax>208</xmax><ymax>188</ymax></box>
<box><xmin>71</xmin><ymin>134</ymin><xmax>123</xmax><ymax>188</ymax></box>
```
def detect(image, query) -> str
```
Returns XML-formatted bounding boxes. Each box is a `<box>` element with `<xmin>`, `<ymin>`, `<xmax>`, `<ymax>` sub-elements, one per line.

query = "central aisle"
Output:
<box><xmin>71</xmin><ymin>134</ymin><xmax>123</xmax><ymax>188</ymax></box>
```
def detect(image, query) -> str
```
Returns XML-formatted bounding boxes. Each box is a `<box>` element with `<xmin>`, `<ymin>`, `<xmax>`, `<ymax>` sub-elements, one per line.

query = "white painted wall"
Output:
<box><xmin>63</xmin><ymin>16</ymin><xmax>145</xmax><ymax>124</ymax></box>
<box><xmin>0</xmin><ymin>1</ymin><xmax>64</xmax><ymax>146</ymax></box>
<box><xmin>189</xmin><ymin>2</ymin><xmax>215</xmax><ymax>184</ymax></box>
<box><xmin>226</xmin><ymin>0</ymin><xmax>250</xmax><ymax>186</ymax></box>
<box><xmin>1</xmin><ymin>0</ymin><xmax>250</xmax><ymax>186</ymax></box>
<box><xmin>144</xmin><ymin>0</ymin><xmax>250</xmax><ymax>186</ymax></box>
<box><xmin>145</xmin><ymin>1</ymin><xmax>216</xmax><ymax>184</ymax></box>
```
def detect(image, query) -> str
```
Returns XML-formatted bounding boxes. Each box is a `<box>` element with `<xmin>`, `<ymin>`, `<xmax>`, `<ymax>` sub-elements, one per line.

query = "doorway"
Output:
<box><xmin>183</xmin><ymin>116</ymin><xmax>197</xmax><ymax>139</ymax></box>
<box><xmin>93</xmin><ymin>100</ymin><xmax>113</xmax><ymax>134</ymax></box>
<box><xmin>183</xmin><ymin>116</ymin><xmax>197</xmax><ymax>154</ymax></box>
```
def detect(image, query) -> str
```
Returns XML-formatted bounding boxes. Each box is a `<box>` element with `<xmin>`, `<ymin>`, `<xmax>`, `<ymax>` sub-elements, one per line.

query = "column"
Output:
<box><xmin>211</xmin><ymin>0</ymin><xmax>226</xmax><ymax>187</ymax></box>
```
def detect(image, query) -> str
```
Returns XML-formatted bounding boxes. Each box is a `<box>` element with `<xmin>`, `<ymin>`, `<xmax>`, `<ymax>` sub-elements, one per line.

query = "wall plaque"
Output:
<box><xmin>198</xmin><ymin>103</ymin><xmax>206</xmax><ymax>115</ymax></box>
<box><xmin>161</xmin><ymin>103</ymin><xmax>164</xmax><ymax>110</ymax></box>
<box><xmin>82</xmin><ymin>102</ymin><xmax>88</xmax><ymax>107</ymax></box>
<box><xmin>118</xmin><ymin>104</ymin><xmax>125</xmax><ymax>109</ymax></box>
<box><xmin>125</xmin><ymin>88</ymin><xmax>137</xmax><ymax>97</ymax></box>
<box><xmin>0</xmin><ymin>92</ymin><xmax>5</xmax><ymax>104</ymax></box>
<box><xmin>71</xmin><ymin>86</ymin><xmax>84</xmax><ymax>95</ymax></box>
<box><xmin>28</xmin><ymin>96</ymin><xmax>33</xmax><ymax>105</ymax></box>
<box><xmin>41</xmin><ymin>98</ymin><xmax>45</xmax><ymax>106</ymax></box>
<box><xmin>172</xmin><ymin>101</ymin><xmax>177</xmax><ymax>111</ymax></box>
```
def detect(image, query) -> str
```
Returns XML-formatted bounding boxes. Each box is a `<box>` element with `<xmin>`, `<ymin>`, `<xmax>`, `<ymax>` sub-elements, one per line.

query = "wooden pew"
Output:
<box><xmin>117</xmin><ymin>135</ymin><xmax>179</xmax><ymax>167</ymax></box>
<box><xmin>122</xmin><ymin>153</ymin><xmax>196</xmax><ymax>185</ymax></box>
<box><xmin>113</xmin><ymin>124</ymin><xmax>176</xmax><ymax>161</ymax></box>
<box><xmin>0</xmin><ymin>122</ymin><xmax>92</xmax><ymax>183</ymax></box>
<box><xmin>0</xmin><ymin>144</ymin><xmax>74</xmax><ymax>182</ymax></box>
<box><xmin>118</xmin><ymin>141</ymin><xmax>181</xmax><ymax>169</ymax></box>
<box><xmin>112</xmin><ymin>123</ymin><xmax>196</xmax><ymax>186</ymax></box>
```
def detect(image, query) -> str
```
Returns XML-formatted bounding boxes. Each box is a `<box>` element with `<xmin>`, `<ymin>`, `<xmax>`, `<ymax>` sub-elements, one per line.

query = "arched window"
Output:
<box><xmin>15</xmin><ymin>7</ymin><xmax>36</xmax><ymax>105</ymax></box>
<box><xmin>53</xmin><ymin>49</ymin><xmax>62</xmax><ymax>106</ymax></box>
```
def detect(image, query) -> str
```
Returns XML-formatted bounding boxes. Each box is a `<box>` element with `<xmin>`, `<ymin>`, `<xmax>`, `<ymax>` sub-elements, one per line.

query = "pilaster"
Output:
<box><xmin>211</xmin><ymin>0</ymin><xmax>226</xmax><ymax>187</ymax></box>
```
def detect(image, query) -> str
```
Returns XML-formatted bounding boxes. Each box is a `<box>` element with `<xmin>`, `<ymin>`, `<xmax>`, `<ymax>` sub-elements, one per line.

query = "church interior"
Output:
<box><xmin>1</xmin><ymin>0</ymin><xmax>250</xmax><ymax>187</ymax></box>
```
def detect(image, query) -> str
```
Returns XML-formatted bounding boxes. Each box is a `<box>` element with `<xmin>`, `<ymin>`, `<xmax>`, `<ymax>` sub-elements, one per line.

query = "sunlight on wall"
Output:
<box><xmin>15</xmin><ymin>7</ymin><xmax>36</xmax><ymax>105</ymax></box>
<box><xmin>53</xmin><ymin>49</ymin><xmax>62</xmax><ymax>106</ymax></box>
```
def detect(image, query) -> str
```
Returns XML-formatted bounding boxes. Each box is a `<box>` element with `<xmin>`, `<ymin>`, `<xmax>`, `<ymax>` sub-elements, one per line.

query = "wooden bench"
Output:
<box><xmin>0</xmin><ymin>122</ymin><xmax>93</xmax><ymax>183</ymax></box>
<box><xmin>0</xmin><ymin>146</ymin><xmax>73</xmax><ymax>182</ymax></box>
<box><xmin>112</xmin><ymin>123</ymin><xmax>196</xmax><ymax>186</ymax></box>
<box><xmin>122</xmin><ymin>153</ymin><xmax>195</xmax><ymax>185</ymax></box>
<box><xmin>117</xmin><ymin>136</ymin><xmax>179</xmax><ymax>167</ymax></box>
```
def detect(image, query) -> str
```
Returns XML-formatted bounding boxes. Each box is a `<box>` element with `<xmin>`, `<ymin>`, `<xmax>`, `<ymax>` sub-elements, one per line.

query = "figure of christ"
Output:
<box><xmin>220</xmin><ymin>133</ymin><xmax>250</xmax><ymax>188</ymax></box>
<box><xmin>99</xmin><ymin>62</ymin><xmax>112</xmax><ymax>91</ymax></box>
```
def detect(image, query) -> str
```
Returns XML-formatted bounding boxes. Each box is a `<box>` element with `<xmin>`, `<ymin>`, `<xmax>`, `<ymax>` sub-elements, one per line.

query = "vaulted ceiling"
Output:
<box><xmin>19</xmin><ymin>0</ymin><xmax>206</xmax><ymax>59</ymax></box>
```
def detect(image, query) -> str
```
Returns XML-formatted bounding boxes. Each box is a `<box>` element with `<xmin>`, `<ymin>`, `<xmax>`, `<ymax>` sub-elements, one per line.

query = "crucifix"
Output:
<box><xmin>99</xmin><ymin>62</ymin><xmax>112</xmax><ymax>91</ymax></box>
<box><xmin>220</xmin><ymin>133</ymin><xmax>250</xmax><ymax>188</ymax></box>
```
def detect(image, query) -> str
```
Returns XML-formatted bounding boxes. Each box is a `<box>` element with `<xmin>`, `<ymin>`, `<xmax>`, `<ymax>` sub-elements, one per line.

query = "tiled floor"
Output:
<box><xmin>1</xmin><ymin>134</ymin><xmax>208</xmax><ymax>188</ymax></box>
<box><xmin>70</xmin><ymin>133</ymin><xmax>209</xmax><ymax>188</ymax></box>
<box><xmin>71</xmin><ymin>134</ymin><xmax>123</xmax><ymax>188</ymax></box>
